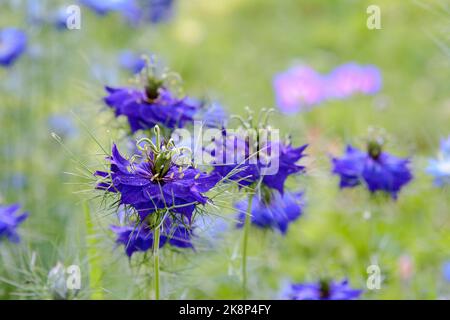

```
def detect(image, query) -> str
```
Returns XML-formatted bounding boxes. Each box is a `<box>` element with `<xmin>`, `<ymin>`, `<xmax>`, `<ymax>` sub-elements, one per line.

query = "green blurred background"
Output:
<box><xmin>1</xmin><ymin>0</ymin><xmax>450</xmax><ymax>299</ymax></box>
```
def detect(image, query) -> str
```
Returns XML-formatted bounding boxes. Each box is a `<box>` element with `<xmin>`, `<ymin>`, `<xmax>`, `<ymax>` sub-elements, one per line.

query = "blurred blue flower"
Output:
<box><xmin>144</xmin><ymin>0</ymin><xmax>175</xmax><ymax>23</ymax></box>
<box><xmin>80</xmin><ymin>0</ymin><xmax>140</xmax><ymax>23</ymax></box>
<box><xmin>0</xmin><ymin>28</ymin><xmax>27</xmax><ymax>67</ymax></box>
<box><xmin>281</xmin><ymin>279</ymin><xmax>362</xmax><ymax>300</ymax></box>
<box><xmin>0</xmin><ymin>204</ymin><xmax>28</xmax><ymax>243</ymax></box>
<box><xmin>111</xmin><ymin>217</ymin><xmax>194</xmax><ymax>257</ymax></box>
<box><xmin>111</xmin><ymin>224</ymin><xmax>166</xmax><ymax>257</ymax></box>
<box><xmin>236</xmin><ymin>191</ymin><xmax>303</xmax><ymax>234</ymax></box>
<box><xmin>442</xmin><ymin>261</ymin><xmax>450</xmax><ymax>282</ymax></box>
<box><xmin>53</xmin><ymin>7</ymin><xmax>72</xmax><ymax>30</ymax></box>
<box><xmin>332</xmin><ymin>144</ymin><xmax>412</xmax><ymax>199</ymax></box>
<box><xmin>95</xmin><ymin>143</ymin><xmax>221</xmax><ymax>221</ymax></box>
<box><xmin>26</xmin><ymin>0</ymin><xmax>46</xmax><ymax>25</ymax></box>
<box><xmin>48</xmin><ymin>114</ymin><xmax>79</xmax><ymax>138</ymax></box>
<box><xmin>118</xmin><ymin>50</ymin><xmax>146</xmax><ymax>74</ymax></box>
<box><xmin>198</xmin><ymin>102</ymin><xmax>228</xmax><ymax>128</ymax></box>
<box><xmin>426</xmin><ymin>136</ymin><xmax>450</xmax><ymax>187</ymax></box>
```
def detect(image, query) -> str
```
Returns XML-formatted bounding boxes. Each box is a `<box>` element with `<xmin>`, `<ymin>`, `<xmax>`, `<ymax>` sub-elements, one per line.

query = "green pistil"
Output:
<box><xmin>367</xmin><ymin>140</ymin><xmax>382</xmax><ymax>160</ymax></box>
<box><xmin>319</xmin><ymin>279</ymin><xmax>331</xmax><ymax>299</ymax></box>
<box><xmin>145</xmin><ymin>77</ymin><xmax>163</xmax><ymax>102</ymax></box>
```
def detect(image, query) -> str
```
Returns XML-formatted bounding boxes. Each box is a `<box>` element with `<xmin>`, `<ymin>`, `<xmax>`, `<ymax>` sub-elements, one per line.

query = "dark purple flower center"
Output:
<box><xmin>145</xmin><ymin>77</ymin><xmax>164</xmax><ymax>102</ymax></box>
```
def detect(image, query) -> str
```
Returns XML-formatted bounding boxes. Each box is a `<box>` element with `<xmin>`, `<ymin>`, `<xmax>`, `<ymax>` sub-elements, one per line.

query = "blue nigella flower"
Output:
<box><xmin>426</xmin><ymin>136</ymin><xmax>450</xmax><ymax>186</ymax></box>
<box><xmin>0</xmin><ymin>28</ymin><xmax>27</xmax><ymax>67</ymax></box>
<box><xmin>0</xmin><ymin>204</ymin><xmax>28</xmax><ymax>243</ymax></box>
<box><xmin>281</xmin><ymin>279</ymin><xmax>362</xmax><ymax>300</ymax></box>
<box><xmin>332</xmin><ymin>143</ymin><xmax>412</xmax><ymax>199</ymax></box>
<box><xmin>119</xmin><ymin>50</ymin><xmax>146</xmax><ymax>74</ymax></box>
<box><xmin>104</xmin><ymin>75</ymin><xmax>200</xmax><ymax>132</ymax></box>
<box><xmin>111</xmin><ymin>217</ymin><xmax>193</xmax><ymax>257</ymax></box>
<box><xmin>213</xmin><ymin>136</ymin><xmax>307</xmax><ymax>195</ymax></box>
<box><xmin>95</xmin><ymin>141</ymin><xmax>221</xmax><ymax>222</ymax></box>
<box><xmin>236</xmin><ymin>191</ymin><xmax>303</xmax><ymax>234</ymax></box>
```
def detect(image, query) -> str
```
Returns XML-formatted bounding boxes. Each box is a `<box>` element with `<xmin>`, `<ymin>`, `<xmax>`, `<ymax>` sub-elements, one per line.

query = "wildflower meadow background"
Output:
<box><xmin>1</xmin><ymin>0</ymin><xmax>450</xmax><ymax>300</ymax></box>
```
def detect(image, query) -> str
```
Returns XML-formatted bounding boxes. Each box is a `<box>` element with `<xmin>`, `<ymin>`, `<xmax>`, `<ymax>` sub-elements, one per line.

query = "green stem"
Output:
<box><xmin>242</xmin><ymin>194</ymin><xmax>254</xmax><ymax>299</ymax></box>
<box><xmin>153</xmin><ymin>226</ymin><xmax>161</xmax><ymax>300</ymax></box>
<box><xmin>83</xmin><ymin>202</ymin><xmax>103</xmax><ymax>300</ymax></box>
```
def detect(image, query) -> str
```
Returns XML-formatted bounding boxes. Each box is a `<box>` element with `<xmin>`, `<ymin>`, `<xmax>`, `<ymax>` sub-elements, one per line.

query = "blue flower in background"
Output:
<box><xmin>119</xmin><ymin>50</ymin><xmax>146</xmax><ymax>74</ymax></box>
<box><xmin>0</xmin><ymin>28</ymin><xmax>27</xmax><ymax>67</ymax></box>
<box><xmin>48</xmin><ymin>114</ymin><xmax>79</xmax><ymax>138</ymax></box>
<box><xmin>198</xmin><ymin>102</ymin><xmax>228</xmax><ymax>128</ymax></box>
<box><xmin>0</xmin><ymin>204</ymin><xmax>28</xmax><ymax>243</ymax></box>
<box><xmin>236</xmin><ymin>191</ymin><xmax>303</xmax><ymax>234</ymax></box>
<box><xmin>426</xmin><ymin>136</ymin><xmax>450</xmax><ymax>187</ymax></box>
<box><xmin>281</xmin><ymin>279</ymin><xmax>362</xmax><ymax>300</ymax></box>
<box><xmin>144</xmin><ymin>0</ymin><xmax>175</xmax><ymax>23</ymax></box>
<box><xmin>80</xmin><ymin>0</ymin><xmax>140</xmax><ymax>23</ymax></box>
<box><xmin>442</xmin><ymin>261</ymin><xmax>450</xmax><ymax>282</ymax></box>
<box><xmin>95</xmin><ymin>143</ymin><xmax>220</xmax><ymax>221</ymax></box>
<box><xmin>332</xmin><ymin>144</ymin><xmax>412</xmax><ymax>199</ymax></box>
<box><xmin>104</xmin><ymin>83</ymin><xmax>200</xmax><ymax>132</ymax></box>
<box><xmin>111</xmin><ymin>217</ymin><xmax>194</xmax><ymax>257</ymax></box>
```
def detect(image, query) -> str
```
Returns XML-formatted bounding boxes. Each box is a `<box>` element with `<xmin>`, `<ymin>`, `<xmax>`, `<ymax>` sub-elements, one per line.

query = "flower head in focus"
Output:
<box><xmin>0</xmin><ymin>204</ymin><xmax>28</xmax><ymax>243</ymax></box>
<box><xmin>0</xmin><ymin>28</ymin><xmax>27</xmax><ymax>67</ymax></box>
<box><xmin>281</xmin><ymin>279</ymin><xmax>362</xmax><ymax>300</ymax></box>
<box><xmin>95</xmin><ymin>127</ymin><xmax>221</xmax><ymax>222</ymax></box>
